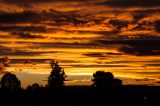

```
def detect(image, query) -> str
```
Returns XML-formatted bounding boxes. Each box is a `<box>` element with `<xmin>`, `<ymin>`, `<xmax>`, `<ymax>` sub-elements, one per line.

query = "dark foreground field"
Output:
<box><xmin>0</xmin><ymin>85</ymin><xmax>160</xmax><ymax>106</ymax></box>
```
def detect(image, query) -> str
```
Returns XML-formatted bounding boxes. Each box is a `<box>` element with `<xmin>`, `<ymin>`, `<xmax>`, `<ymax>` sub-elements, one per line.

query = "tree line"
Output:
<box><xmin>0</xmin><ymin>60</ymin><xmax>122</xmax><ymax>91</ymax></box>
<box><xmin>0</xmin><ymin>59</ymin><xmax>159</xmax><ymax>106</ymax></box>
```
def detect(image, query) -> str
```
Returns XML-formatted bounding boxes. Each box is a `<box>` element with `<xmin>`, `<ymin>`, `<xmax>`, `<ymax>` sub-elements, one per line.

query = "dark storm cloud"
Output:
<box><xmin>0</xmin><ymin>46</ymin><xmax>53</xmax><ymax>56</ymax></box>
<box><xmin>0</xmin><ymin>0</ymin><xmax>94</xmax><ymax>10</ymax></box>
<box><xmin>156</xmin><ymin>81</ymin><xmax>160</xmax><ymax>83</ymax></box>
<box><xmin>132</xmin><ymin>14</ymin><xmax>146</xmax><ymax>23</ymax></box>
<box><xmin>83</xmin><ymin>52</ymin><xmax>123</xmax><ymax>57</ymax></box>
<box><xmin>0</xmin><ymin>10</ymin><xmax>90</xmax><ymax>31</ymax></box>
<box><xmin>131</xmin><ymin>21</ymin><xmax>153</xmax><ymax>31</ymax></box>
<box><xmin>96</xmin><ymin>40</ymin><xmax>160</xmax><ymax>56</ymax></box>
<box><xmin>104</xmin><ymin>0</ymin><xmax>160</xmax><ymax>7</ymax></box>
<box><xmin>83</xmin><ymin>53</ymin><xmax>106</xmax><ymax>57</ymax></box>
<box><xmin>60</xmin><ymin>30</ymin><xmax>120</xmax><ymax>35</ymax></box>
<box><xmin>0</xmin><ymin>26</ymin><xmax>47</xmax><ymax>32</ymax></box>
<box><xmin>110</xmin><ymin>60</ymin><xmax>160</xmax><ymax>64</ymax></box>
<box><xmin>7</xmin><ymin>0</ymin><xmax>158</xmax><ymax>9</ymax></box>
<box><xmin>12</xmin><ymin>51</ymin><xmax>57</xmax><ymax>56</ymax></box>
<box><xmin>26</xmin><ymin>41</ymin><xmax>99</xmax><ymax>49</ymax></box>
<box><xmin>98</xmin><ymin>33</ymin><xmax>160</xmax><ymax>41</ymax></box>
<box><xmin>118</xmin><ymin>40</ymin><xmax>160</xmax><ymax>56</ymax></box>
<box><xmin>80</xmin><ymin>30</ymin><xmax>119</xmax><ymax>35</ymax></box>
<box><xmin>0</xmin><ymin>9</ymin><xmax>157</xmax><ymax>35</ymax></box>
<box><xmin>0</xmin><ymin>10</ymin><xmax>65</xmax><ymax>24</ymax></box>
<box><xmin>133</xmin><ymin>8</ymin><xmax>160</xmax><ymax>14</ymax></box>
<box><xmin>155</xmin><ymin>20</ymin><xmax>160</xmax><ymax>33</ymax></box>
<box><xmin>0</xmin><ymin>10</ymin><xmax>79</xmax><ymax>24</ymax></box>
<box><xmin>2</xmin><ymin>0</ymin><xmax>89</xmax><ymax>4</ymax></box>
<box><xmin>103</xmin><ymin>17</ymin><xmax>153</xmax><ymax>31</ymax></box>
<box><xmin>122</xmin><ymin>34</ymin><xmax>160</xmax><ymax>40</ymax></box>
<box><xmin>63</xmin><ymin>64</ymin><xmax>128</xmax><ymax>68</ymax></box>
<box><xmin>0</xmin><ymin>46</ymin><xmax>14</xmax><ymax>54</ymax></box>
<box><xmin>11</xmin><ymin>59</ymin><xmax>46</xmax><ymax>64</ymax></box>
<box><xmin>119</xmin><ymin>45</ymin><xmax>160</xmax><ymax>56</ymax></box>
<box><xmin>11</xmin><ymin>59</ymin><xmax>80</xmax><ymax>64</ymax></box>
<box><xmin>109</xmin><ymin>20</ymin><xmax>128</xmax><ymax>29</ymax></box>
<box><xmin>144</xmin><ymin>64</ymin><xmax>160</xmax><ymax>67</ymax></box>
<box><xmin>2</xmin><ymin>0</ymin><xmax>53</xmax><ymax>3</ymax></box>
<box><xmin>10</xmin><ymin>32</ymin><xmax>44</xmax><ymax>39</ymax></box>
<box><xmin>0</xmin><ymin>11</ymin><xmax>40</xmax><ymax>23</ymax></box>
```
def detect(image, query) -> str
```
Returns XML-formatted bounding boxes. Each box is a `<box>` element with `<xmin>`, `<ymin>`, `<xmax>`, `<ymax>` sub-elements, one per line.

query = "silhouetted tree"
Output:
<box><xmin>27</xmin><ymin>83</ymin><xmax>40</xmax><ymax>90</ymax></box>
<box><xmin>47</xmin><ymin>60</ymin><xmax>66</xmax><ymax>89</ymax></box>
<box><xmin>31</xmin><ymin>83</ymin><xmax>40</xmax><ymax>89</ymax></box>
<box><xmin>114</xmin><ymin>78</ymin><xmax>122</xmax><ymax>88</ymax></box>
<box><xmin>92</xmin><ymin>71</ymin><xmax>122</xmax><ymax>90</ymax></box>
<box><xmin>0</xmin><ymin>72</ymin><xmax>21</xmax><ymax>91</ymax></box>
<box><xmin>27</xmin><ymin>83</ymin><xmax>41</xmax><ymax>94</ymax></box>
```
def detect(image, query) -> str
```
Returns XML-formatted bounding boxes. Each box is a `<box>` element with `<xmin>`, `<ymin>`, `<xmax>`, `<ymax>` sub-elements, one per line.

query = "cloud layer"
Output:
<box><xmin>0</xmin><ymin>0</ymin><xmax>160</xmax><ymax>86</ymax></box>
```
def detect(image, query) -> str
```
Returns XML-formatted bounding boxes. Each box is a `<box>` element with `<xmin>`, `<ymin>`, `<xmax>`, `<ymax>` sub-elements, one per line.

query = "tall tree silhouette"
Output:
<box><xmin>0</xmin><ymin>72</ymin><xmax>21</xmax><ymax>91</ymax></box>
<box><xmin>48</xmin><ymin>60</ymin><xmax>66</xmax><ymax>89</ymax></box>
<box><xmin>92</xmin><ymin>71</ymin><xmax>122</xmax><ymax>90</ymax></box>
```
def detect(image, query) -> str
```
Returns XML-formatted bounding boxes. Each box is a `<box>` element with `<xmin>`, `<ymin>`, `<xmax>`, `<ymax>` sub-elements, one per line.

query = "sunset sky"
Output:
<box><xmin>0</xmin><ymin>0</ymin><xmax>160</xmax><ymax>88</ymax></box>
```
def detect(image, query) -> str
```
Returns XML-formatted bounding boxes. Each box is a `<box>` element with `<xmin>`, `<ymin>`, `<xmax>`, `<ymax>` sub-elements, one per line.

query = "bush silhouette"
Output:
<box><xmin>47</xmin><ymin>60</ymin><xmax>66</xmax><ymax>89</ymax></box>
<box><xmin>0</xmin><ymin>72</ymin><xmax>21</xmax><ymax>91</ymax></box>
<box><xmin>27</xmin><ymin>83</ymin><xmax>40</xmax><ymax>90</ymax></box>
<box><xmin>92</xmin><ymin>71</ymin><xmax>122</xmax><ymax>90</ymax></box>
